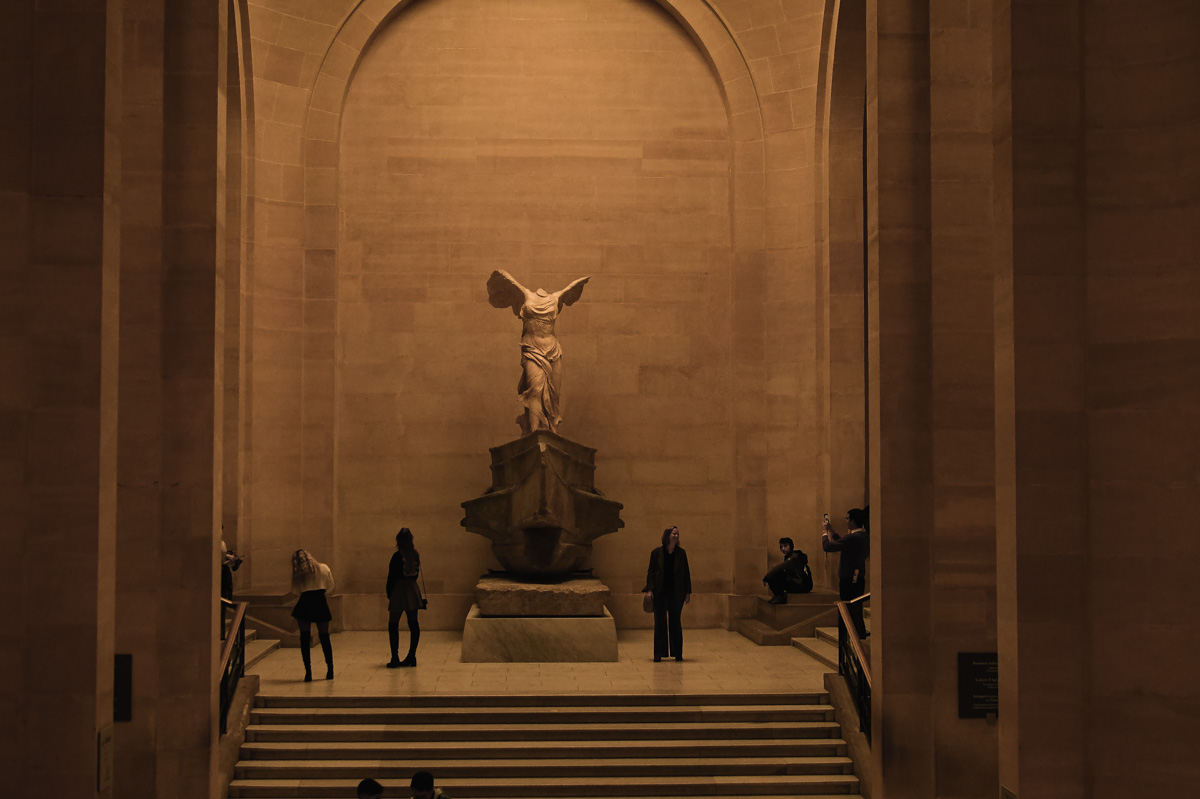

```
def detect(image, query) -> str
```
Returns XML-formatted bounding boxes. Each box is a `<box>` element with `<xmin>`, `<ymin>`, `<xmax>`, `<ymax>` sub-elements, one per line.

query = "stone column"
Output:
<box><xmin>114</xmin><ymin>0</ymin><xmax>167</xmax><ymax>795</ymax></box>
<box><xmin>997</xmin><ymin>1</ymin><xmax>1200</xmax><ymax>797</ymax></box>
<box><xmin>115</xmin><ymin>0</ymin><xmax>229</xmax><ymax>795</ymax></box>
<box><xmin>0</xmin><ymin>1</ymin><xmax>123</xmax><ymax>797</ymax></box>
<box><xmin>867</xmin><ymin>0</ymin><xmax>1001</xmax><ymax>794</ymax></box>
<box><xmin>994</xmin><ymin>1</ymin><xmax>1090</xmax><ymax>795</ymax></box>
<box><xmin>154</xmin><ymin>0</ymin><xmax>228</xmax><ymax>794</ymax></box>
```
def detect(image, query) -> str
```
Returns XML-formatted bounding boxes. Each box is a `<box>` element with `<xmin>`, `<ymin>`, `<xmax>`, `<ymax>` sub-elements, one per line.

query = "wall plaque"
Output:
<box><xmin>957</xmin><ymin>651</ymin><xmax>999</xmax><ymax>718</ymax></box>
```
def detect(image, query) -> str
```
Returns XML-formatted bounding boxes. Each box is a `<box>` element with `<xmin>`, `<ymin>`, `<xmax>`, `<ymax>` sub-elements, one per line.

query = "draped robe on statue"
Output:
<box><xmin>518</xmin><ymin>292</ymin><xmax>563</xmax><ymax>433</ymax></box>
<box><xmin>487</xmin><ymin>270</ymin><xmax>589</xmax><ymax>435</ymax></box>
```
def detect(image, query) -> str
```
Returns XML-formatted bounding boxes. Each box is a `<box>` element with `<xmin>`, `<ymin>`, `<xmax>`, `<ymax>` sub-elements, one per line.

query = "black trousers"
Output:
<box><xmin>765</xmin><ymin>572</ymin><xmax>806</xmax><ymax>596</ymax></box>
<box><xmin>653</xmin><ymin>594</ymin><xmax>685</xmax><ymax>658</ymax></box>
<box><xmin>839</xmin><ymin>574</ymin><xmax>868</xmax><ymax>639</ymax></box>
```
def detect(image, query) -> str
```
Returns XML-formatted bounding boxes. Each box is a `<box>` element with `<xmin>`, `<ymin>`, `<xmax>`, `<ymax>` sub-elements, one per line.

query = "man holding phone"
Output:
<box><xmin>822</xmin><ymin>508</ymin><xmax>870</xmax><ymax>639</ymax></box>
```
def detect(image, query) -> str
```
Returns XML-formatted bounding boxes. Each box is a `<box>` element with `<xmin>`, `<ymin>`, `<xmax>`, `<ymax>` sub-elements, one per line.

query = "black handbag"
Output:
<box><xmin>419</xmin><ymin>567</ymin><xmax>429</xmax><ymax>610</ymax></box>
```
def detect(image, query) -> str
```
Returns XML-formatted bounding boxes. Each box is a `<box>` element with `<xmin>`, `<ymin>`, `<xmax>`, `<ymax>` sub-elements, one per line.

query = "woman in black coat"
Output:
<box><xmin>642</xmin><ymin>525</ymin><xmax>692</xmax><ymax>662</ymax></box>
<box><xmin>385</xmin><ymin>528</ymin><xmax>424</xmax><ymax>668</ymax></box>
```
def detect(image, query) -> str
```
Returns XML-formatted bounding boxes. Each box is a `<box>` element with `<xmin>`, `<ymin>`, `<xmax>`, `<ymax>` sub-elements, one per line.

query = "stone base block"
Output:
<box><xmin>461</xmin><ymin>604</ymin><xmax>618</xmax><ymax>662</ymax></box>
<box><xmin>475</xmin><ymin>574</ymin><xmax>610</xmax><ymax>616</ymax></box>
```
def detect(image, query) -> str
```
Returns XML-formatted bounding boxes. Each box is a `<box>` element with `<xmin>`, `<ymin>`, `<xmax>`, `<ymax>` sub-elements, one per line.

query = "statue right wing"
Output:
<box><xmin>487</xmin><ymin>270</ymin><xmax>528</xmax><ymax>316</ymax></box>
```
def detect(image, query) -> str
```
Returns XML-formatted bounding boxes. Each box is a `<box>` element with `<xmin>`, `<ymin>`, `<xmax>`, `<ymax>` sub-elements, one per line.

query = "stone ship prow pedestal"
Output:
<box><xmin>460</xmin><ymin>430</ymin><xmax>624</xmax><ymax>661</ymax></box>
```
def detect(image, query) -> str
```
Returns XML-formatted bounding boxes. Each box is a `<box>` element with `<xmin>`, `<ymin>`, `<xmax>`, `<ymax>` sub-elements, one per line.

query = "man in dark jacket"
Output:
<box><xmin>763</xmin><ymin>537</ymin><xmax>813</xmax><ymax>604</ymax></box>
<box><xmin>822</xmin><ymin>508</ymin><xmax>869</xmax><ymax>638</ymax></box>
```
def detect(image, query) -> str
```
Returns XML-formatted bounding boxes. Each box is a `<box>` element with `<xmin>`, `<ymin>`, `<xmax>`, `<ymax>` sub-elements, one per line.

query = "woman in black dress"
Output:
<box><xmin>291</xmin><ymin>549</ymin><xmax>335</xmax><ymax>681</ymax></box>
<box><xmin>643</xmin><ymin>525</ymin><xmax>692</xmax><ymax>662</ymax></box>
<box><xmin>385</xmin><ymin>528</ymin><xmax>424</xmax><ymax>668</ymax></box>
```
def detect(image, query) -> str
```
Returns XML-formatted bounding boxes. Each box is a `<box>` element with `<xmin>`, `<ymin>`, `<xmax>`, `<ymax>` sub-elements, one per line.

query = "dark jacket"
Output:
<box><xmin>386</xmin><ymin>548</ymin><xmax>420</xmax><ymax>598</ymax></box>
<box><xmin>643</xmin><ymin>545</ymin><xmax>692</xmax><ymax>598</ymax></box>
<box><xmin>764</xmin><ymin>549</ymin><xmax>811</xmax><ymax>591</ymax></box>
<box><xmin>822</xmin><ymin>529</ymin><xmax>869</xmax><ymax>580</ymax></box>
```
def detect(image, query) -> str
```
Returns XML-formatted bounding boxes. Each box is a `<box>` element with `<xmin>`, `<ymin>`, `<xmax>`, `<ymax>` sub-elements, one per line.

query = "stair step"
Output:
<box><xmin>235</xmin><ymin>756</ymin><xmax>855</xmax><ymax>779</ymax></box>
<box><xmin>239</xmin><ymin>738</ymin><xmax>848</xmax><ymax>760</ymax></box>
<box><xmin>791</xmin><ymin>637</ymin><xmax>839</xmax><ymax>670</ymax></box>
<box><xmin>735</xmin><ymin>618</ymin><xmax>791</xmax><ymax>645</ymax></box>
<box><xmin>254</xmin><ymin>692</ymin><xmax>830</xmax><ymax>708</ymax></box>
<box><xmin>226</xmin><ymin>791</ymin><xmax>864</xmax><ymax>796</ymax></box>
<box><xmin>233</xmin><ymin>690</ymin><xmax>859</xmax><ymax>799</ymax></box>
<box><xmin>229</xmin><ymin>791</ymin><xmax>859</xmax><ymax>796</ymax></box>
<box><xmin>246</xmin><ymin>720</ymin><xmax>845</xmax><ymax>743</ymax></box>
<box><xmin>815</xmin><ymin>627</ymin><xmax>839</xmax><ymax>646</ymax></box>
<box><xmin>249</xmin><ymin>704</ymin><xmax>834</xmax><ymax>725</ymax></box>
<box><xmin>228</xmin><ymin>773</ymin><xmax>860</xmax><ymax>797</ymax></box>
<box><xmin>223</xmin><ymin>628</ymin><xmax>257</xmax><ymax>644</ymax></box>
<box><xmin>245</xmin><ymin>639</ymin><xmax>280</xmax><ymax>669</ymax></box>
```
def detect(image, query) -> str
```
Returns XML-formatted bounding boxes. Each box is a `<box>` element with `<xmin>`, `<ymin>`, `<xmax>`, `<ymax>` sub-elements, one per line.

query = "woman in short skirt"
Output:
<box><xmin>385</xmin><ymin>528</ymin><xmax>424</xmax><ymax>668</ymax></box>
<box><xmin>291</xmin><ymin>549</ymin><xmax>335</xmax><ymax>681</ymax></box>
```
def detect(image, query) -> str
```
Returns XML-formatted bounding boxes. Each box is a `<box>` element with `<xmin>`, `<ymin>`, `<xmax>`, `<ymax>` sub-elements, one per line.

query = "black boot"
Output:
<box><xmin>769</xmin><ymin>593</ymin><xmax>788</xmax><ymax>604</ymax></box>
<box><xmin>299</xmin><ymin>630</ymin><xmax>312</xmax><ymax>682</ymax></box>
<box><xmin>319</xmin><ymin>632</ymin><xmax>334</xmax><ymax>680</ymax></box>
<box><xmin>400</xmin><ymin>627</ymin><xmax>420</xmax><ymax>667</ymax></box>
<box><xmin>386</xmin><ymin>622</ymin><xmax>401</xmax><ymax>668</ymax></box>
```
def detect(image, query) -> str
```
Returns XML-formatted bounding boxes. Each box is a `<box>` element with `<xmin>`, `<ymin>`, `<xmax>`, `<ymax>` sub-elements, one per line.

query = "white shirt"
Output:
<box><xmin>295</xmin><ymin>563</ymin><xmax>334</xmax><ymax>594</ymax></box>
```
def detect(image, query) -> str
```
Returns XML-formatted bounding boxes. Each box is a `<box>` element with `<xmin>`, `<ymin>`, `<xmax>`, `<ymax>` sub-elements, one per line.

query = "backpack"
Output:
<box><xmin>790</xmin><ymin>551</ymin><xmax>814</xmax><ymax>594</ymax></box>
<box><xmin>795</xmin><ymin>562</ymin><xmax>814</xmax><ymax>594</ymax></box>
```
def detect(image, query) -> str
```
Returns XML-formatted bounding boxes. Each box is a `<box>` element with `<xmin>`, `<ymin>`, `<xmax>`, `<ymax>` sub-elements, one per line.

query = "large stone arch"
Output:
<box><xmin>288</xmin><ymin>0</ymin><xmax>777</xmax><ymax>629</ymax></box>
<box><xmin>299</xmin><ymin>0</ymin><xmax>765</xmax><ymax>247</ymax></box>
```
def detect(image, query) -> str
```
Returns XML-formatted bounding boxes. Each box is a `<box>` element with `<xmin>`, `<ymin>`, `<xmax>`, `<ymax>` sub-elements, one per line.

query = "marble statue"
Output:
<box><xmin>487</xmin><ymin>270</ymin><xmax>589</xmax><ymax>435</ymax></box>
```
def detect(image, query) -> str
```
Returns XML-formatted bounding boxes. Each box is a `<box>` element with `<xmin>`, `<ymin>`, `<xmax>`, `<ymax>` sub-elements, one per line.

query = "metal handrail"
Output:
<box><xmin>835</xmin><ymin>598</ymin><xmax>872</xmax><ymax>690</ymax></box>
<box><xmin>219</xmin><ymin>598</ymin><xmax>248</xmax><ymax>735</ymax></box>
<box><xmin>835</xmin><ymin>592</ymin><xmax>872</xmax><ymax>743</ymax></box>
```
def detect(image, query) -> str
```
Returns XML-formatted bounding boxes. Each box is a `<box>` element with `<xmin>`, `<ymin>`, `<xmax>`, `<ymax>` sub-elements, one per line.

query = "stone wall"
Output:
<box><xmin>335</xmin><ymin>0</ymin><xmax>735</xmax><ymax>629</ymax></box>
<box><xmin>235</xmin><ymin>0</ymin><xmax>837</xmax><ymax>630</ymax></box>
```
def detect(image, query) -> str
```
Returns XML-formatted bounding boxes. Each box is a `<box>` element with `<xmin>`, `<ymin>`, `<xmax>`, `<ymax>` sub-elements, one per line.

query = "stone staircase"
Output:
<box><xmin>736</xmin><ymin>590</ymin><xmax>841</xmax><ymax>646</ymax></box>
<box><xmin>791</xmin><ymin>607</ymin><xmax>871</xmax><ymax>671</ymax></box>
<box><xmin>228</xmin><ymin>692</ymin><xmax>864</xmax><ymax>798</ymax></box>
<box><xmin>244</xmin><ymin>627</ymin><xmax>281</xmax><ymax>670</ymax></box>
<box><xmin>791</xmin><ymin>627</ymin><xmax>840</xmax><ymax>670</ymax></box>
<box><xmin>225</xmin><ymin>622</ymin><xmax>281</xmax><ymax>670</ymax></box>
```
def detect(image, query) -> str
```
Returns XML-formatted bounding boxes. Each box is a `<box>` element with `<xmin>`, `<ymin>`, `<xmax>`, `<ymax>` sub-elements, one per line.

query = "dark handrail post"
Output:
<box><xmin>834</xmin><ymin>595</ymin><xmax>872</xmax><ymax>745</ymax></box>
<box><xmin>219</xmin><ymin>600</ymin><xmax>248</xmax><ymax>736</ymax></box>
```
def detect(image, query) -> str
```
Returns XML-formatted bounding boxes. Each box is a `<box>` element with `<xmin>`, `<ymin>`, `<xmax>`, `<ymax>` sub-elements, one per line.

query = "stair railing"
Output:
<box><xmin>219</xmin><ymin>597</ymin><xmax>248</xmax><ymax>735</ymax></box>
<box><xmin>836</xmin><ymin>593</ymin><xmax>871</xmax><ymax>743</ymax></box>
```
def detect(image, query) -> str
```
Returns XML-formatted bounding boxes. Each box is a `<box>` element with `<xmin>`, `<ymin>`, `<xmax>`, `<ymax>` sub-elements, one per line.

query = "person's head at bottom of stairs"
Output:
<box><xmin>411</xmin><ymin>770</ymin><xmax>446</xmax><ymax>799</ymax></box>
<box><xmin>357</xmin><ymin>778</ymin><xmax>384</xmax><ymax>799</ymax></box>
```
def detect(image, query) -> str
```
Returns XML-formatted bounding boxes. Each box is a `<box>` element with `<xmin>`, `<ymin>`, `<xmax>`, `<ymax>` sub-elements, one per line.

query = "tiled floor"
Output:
<box><xmin>248</xmin><ymin>630</ymin><xmax>833</xmax><ymax>697</ymax></box>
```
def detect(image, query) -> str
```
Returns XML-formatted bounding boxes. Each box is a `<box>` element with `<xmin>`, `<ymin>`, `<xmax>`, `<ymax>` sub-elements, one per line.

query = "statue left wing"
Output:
<box><xmin>487</xmin><ymin>270</ymin><xmax>527</xmax><ymax>316</ymax></box>
<box><xmin>556</xmin><ymin>276</ymin><xmax>591</xmax><ymax>310</ymax></box>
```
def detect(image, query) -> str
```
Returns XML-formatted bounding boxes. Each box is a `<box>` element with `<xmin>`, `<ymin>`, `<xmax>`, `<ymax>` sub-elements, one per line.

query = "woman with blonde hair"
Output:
<box><xmin>291</xmin><ymin>549</ymin><xmax>335</xmax><ymax>681</ymax></box>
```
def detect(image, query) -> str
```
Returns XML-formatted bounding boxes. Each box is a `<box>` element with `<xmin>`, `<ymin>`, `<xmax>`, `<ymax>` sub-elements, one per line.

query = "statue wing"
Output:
<box><xmin>487</xmin><ymin>270</ymin><xmax>527</xmax><ymax>316</ymax></box>
<box><xmin>556</xmin><ymin>275</ymin><xmax>591</xmax><ymax>310</ymax></box>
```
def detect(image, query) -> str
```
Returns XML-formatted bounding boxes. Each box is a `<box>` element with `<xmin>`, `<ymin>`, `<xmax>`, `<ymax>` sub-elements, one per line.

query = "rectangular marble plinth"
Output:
<box><xmin>476</xmin><ymin>575</ymin><xmax>610</xmax><ymax>616</ymax></box>
<box><xmin>461</xmin><ymin>604</ymin><xmax>618</xmax><ymax>662</ymax></box>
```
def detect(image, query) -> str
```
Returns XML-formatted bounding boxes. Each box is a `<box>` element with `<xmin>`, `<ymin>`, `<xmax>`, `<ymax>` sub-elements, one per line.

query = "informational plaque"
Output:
<box><xmin>957</xmin><ymin>651</ymin><xmax>999</xmax><ymax>718</ymax></box>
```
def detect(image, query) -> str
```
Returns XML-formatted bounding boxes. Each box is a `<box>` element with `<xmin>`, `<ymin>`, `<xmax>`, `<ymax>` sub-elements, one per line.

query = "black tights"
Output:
<box><xmin>388</xmin><ymin>609</ymin><xmax>420</xmax><ymax>662</ymax></box>
<box><xmin>298</xmin><ymin>620</ymin><xmax>333</xmax><ymax>678</ymax></box>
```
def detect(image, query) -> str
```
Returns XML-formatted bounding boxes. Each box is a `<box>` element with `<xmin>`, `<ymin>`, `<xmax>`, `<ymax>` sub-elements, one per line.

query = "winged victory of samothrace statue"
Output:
<box><xmin>486</xmin><ymin>269</ymin><xmax>590</xmax><ymax>436</ymax></box>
